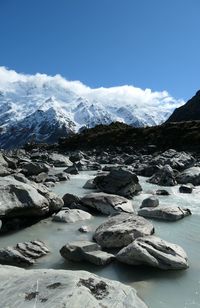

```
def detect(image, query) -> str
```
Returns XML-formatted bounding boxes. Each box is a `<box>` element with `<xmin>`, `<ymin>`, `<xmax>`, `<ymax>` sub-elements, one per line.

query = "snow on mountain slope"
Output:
<box><xmin>0</xmin><ymin>67</ymin><xmax>185</xmax><ymax>148</ymax></box>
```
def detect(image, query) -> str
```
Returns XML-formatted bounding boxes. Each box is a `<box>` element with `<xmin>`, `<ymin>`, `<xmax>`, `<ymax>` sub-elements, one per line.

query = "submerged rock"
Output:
<box><xmin>0</xmin><ymin>240</ymin><xmax>49</xmax><ymax>266</ymax></box>
<box><xmin>81</xmin><ymin>192</ymin><xmax>134</xmax><ymax>215</ymax></box>
<box><xmin>94</xmin><ymin>169</ymin><xmax>142</xmax><ymax>198</ymax></box>
<box><xmin>117</xmin><ymin>235</ymin><xmax>189</xmax><ymax>270</ymax></box>
<box><xmin>0</xmin><ymin>266</ymin><xmax>147</xmax><ymax>307</ymax></box>
<box><xmin>94</xmin><ymin>213</ymin><xmax>154</xmax><ymax>248</ymax></box>
<box><xmin>52</xmin><ymin>209</ymin><xmax>92</xmax><ymax>223</ymax></box>
<box><xmin>138</xmin><ymin>206</ymin><xmax>191</xmax><ymax>221</ymax></box>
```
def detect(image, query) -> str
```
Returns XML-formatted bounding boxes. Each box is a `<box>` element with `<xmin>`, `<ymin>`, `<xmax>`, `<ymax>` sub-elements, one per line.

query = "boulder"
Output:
<box><xmin>60</xmin><ymin>241</ymin><xmax>114</xmax><ymax>266</ymax></box>
<box><xmin>83</xmin><ymin>250</ymin><xmax>115</xmax><ymax>266</ymax></box>
<box><xmin>60</xmin><ymin>241</ymin><xmax>101</xmax><ymax>262</ymax></box>
<box><xmin>62</xmin><ymin>193</ymin><xmax>80</xmax><ymax>206</ymax></box>
<box><xmin>81</xmin><ymin>192</ymin><xmax>134</xmax><ymax>215</ymax></box>
<box><xmin>94</xmin><ymin>213</ymin><xmax>154</xmax><ymax>248</ymax></box>
<box><xmin>78</xmin><ymin>225</ymin><xmax>91</xmax><ymax>233</ymax></box>
<box><xmin>179</xmin><ymin>184</ymin><xmax>193</xmax><ymax>193</ymax></box>
<box><xmin>138</xmin><ymin>206</ymin><xmax>191</xmax><ymax>221</ymax></box>
<box><xmin>0</xmin><ymin>176</ymin><xmax>50</xmax><ymax>218</ymax></box>
<box><xmin>48</xmin><ymin>153</ymin><xmax>73</xmax><ymax>167</ymax></box>
<box><xmin>140</xmin><ymin>196</ymin><xmax>159</xmax><ymax>209</ymax></box>
<box><xmin>76</xmin><ymin>160</ymin><xmax>101</xmax><ymax>171</ymax></box>
<box><xmin>0</xmin><ymin>266</ymin><xmax>147</xmax><ymax>307</ymax></box>
<box><xmin>117</xmin><ymin>235</ymin><xmax>189</xmax><ymax>270</ymax></box>
<box><xmin>54</xmin><ymin>172</ymin><xmax>70</xmax><ymax>181</ymax></box>
<box><xmin>29</xmin><ymin>172</ymin><xmax>48</xmax><ymax>183</ymax></box>
<box><xmin>148</xmin><ymin>165</ymin><xmax>177</xmax><ymax>186</ymax></box>
<box><xmin>83</xmin><ymin>179</ymin><xmax>96</xmax><ymax>189</ymax></box>
<box><xmin>52</xmin><ymin>209</ymin><xmax>92</xmax><ymax>223</ymax></box>
<box><xmin>94</xmin><ymin>169</ymin><xmax>142</xmax><ymax>198</ymax></box>
<box><xmin>0</xmin><ymin>240</ymin><xmax>49</xmax><ymax>266</ymax></box>
<box><xmin>64</xmin><ymin>165</ymin><xmax>79</xmax><ymax>175</ymax></box>
<box><xmin>20</xmin><ymin>162</ymin><xmax>49</xmax><ymax>176</ymax></box>
<box><xmin>150</xmin><ymin>149</ymin><xmax>195</xmax><ymax>171</ymax></box>
<box><xmin>176</xmin><ymin>167</ymin><xmax>200</xmax><ymax>186</ymax></box>
<box><xmin>155</xmin><ymin>189</ymin><xmax>170</xmax><ymax>196</ymax></box>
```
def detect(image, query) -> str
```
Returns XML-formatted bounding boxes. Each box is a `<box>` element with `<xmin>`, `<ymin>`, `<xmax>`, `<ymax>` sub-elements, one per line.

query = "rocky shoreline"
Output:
<box><xmin>0</xmin><ymin>146</ymin><xmax>198</xmax><ymax>307</ymax></box>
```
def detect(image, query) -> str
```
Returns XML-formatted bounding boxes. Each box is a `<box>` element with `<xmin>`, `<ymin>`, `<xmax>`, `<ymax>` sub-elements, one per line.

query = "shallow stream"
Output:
<box><xmin>1</xmin><ymin>171</ymin><xmax>200</xmax><ymax>308</ymax></box>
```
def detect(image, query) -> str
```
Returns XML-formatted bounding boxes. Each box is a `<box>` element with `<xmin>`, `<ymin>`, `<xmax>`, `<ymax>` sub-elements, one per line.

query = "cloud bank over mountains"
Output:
<box><xmin>0</xmin><ymin>66</ymin><xmax>185</xmax><ymax>148</ymax></box>
<box><xmin>0</xmin><ymin>66</ymin><xmax>184</xmax><ymax>112</ymax></box>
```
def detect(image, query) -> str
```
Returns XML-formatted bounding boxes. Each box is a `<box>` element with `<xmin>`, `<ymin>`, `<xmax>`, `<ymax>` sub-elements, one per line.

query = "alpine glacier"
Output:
<box><xmin>0</xmin><ymin>67</ymin><xmax>184</xmax><ymax>148</ymax></box>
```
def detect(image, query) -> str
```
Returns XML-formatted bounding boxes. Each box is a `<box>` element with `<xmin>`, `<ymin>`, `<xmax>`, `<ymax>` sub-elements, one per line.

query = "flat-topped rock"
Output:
<box><xmin>81</xmin><ymin>192</ymin><xmax>134</xmax><ymax>215</ymax></box>
<box><xmin>94</xmin><ymin>169</ymin><xmax>142</xmax><ymax>198</ymax></box>
<box><xmin>117</xmin><ymin>235</ymin><xmax>189</xmax><ymax>270</ymax></box>
<box><xmin>84</xmin><ymin>250</ymin><xmax>115</xmax><ymax>265</ymax></box>
<box><xmin>0</xmin><ymin>240</ymin><xmax>49</xmax><ymax>266</ymax></box>
<box><xmin>138</xmin><ymin>206</ymin><xmax>191</xmax><ymax>221</ymax></box>
<box><xmin>60</xmin><ymin>241</ymin><xmax>101</xmax><ymax>262</ymax></box>
<box><xmin>0</xmin><ymin>266</ymin><xmax>147</xmax><ymax>307</ymax></box>
<box><xmin>52</xmin><ymin>209</ymin><xmax>92</xmax><ymax>223</ymax></box>
<box><xmin>94</xmin><ymin>213</ymin><xmax>154</xmax><ymax>248</ymax></box>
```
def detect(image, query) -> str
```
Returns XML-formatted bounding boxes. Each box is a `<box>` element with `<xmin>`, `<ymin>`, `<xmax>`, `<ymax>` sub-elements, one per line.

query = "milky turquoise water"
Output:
<box><xmin>0</xmin><ymin>171</ymin><xmax>200</xmax><ymax>308</ymax></box>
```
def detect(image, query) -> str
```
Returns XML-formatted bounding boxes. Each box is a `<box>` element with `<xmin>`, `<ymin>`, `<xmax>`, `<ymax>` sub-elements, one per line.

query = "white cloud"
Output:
<box><xmin>0</xmin><ymin>66</ymin><xmax>184</xmax><ymax>114</ymax></box>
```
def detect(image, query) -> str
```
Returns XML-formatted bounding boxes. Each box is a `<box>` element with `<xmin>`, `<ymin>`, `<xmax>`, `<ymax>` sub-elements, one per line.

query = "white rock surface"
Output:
<box><xmin>0</xmin><ymin>266</ymin><xmax>147</xmax><ymax>307</ymax></box>
<box><xmin>52</xmin><ymin>209</ymin><xmax>92</xmax><ymax>223</ymax></box>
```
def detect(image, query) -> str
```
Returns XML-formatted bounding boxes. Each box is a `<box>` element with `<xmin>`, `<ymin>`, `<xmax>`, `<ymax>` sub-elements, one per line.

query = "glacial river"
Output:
<box><xmin>0</xmin><ymin>170</ymin><xmax>200</xmax><ymax>308</ymax></box>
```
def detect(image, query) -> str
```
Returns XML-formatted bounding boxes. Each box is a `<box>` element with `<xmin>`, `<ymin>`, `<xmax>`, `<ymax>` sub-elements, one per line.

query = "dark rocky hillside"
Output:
<box><xmin>167</xmin><ymin>90</ymin><xmax>200</xmax><ymax>122</ymax></box>
<box><xmin>58</xmin><ymin>121</ymin><xmax>200</xmax><ymax>153</ymax></box>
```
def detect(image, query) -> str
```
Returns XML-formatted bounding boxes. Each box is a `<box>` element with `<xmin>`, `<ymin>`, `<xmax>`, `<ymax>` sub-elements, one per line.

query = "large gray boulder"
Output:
<box><xmin>94</xmin><ymin>213</ymin><xmax>154</xmax><ymax>248</ymax></box>
<box><xmin>20</xmin><ymin>162</ymin><xmax>49</xmax><ymax>176</ymax></box>
<box><xmin>117</xmin><ymin>235</ymin><xmax>189</xmax><ymax>270</ymax></box>
<box><xmin>0</xmin><ymin>176</ymin><xmax>63</xmax><ymax>219</ymax></box>
<box><xmin>48</xmin><ymin>153</ymin><xmax>73</xmax><ymax>167</ymax></box>
<box><xmin>150</xmin><ymin>149</ymin><xmax>195</xmax><ymax>171</ymax></box>
<box><xmin>94</xmin><ymin>169</ymin><xmax>142</xmax><ymax>198</ymax></box>
<box><xmin>148</xmin><ymin>165</ymin><xmax>177</xmax><ymax>186</ymax></box>
<box><xmin>138</xmin><ymin>206</ymin><xmax>191</xmax><ymax>221</ymax></box>
<box><xmin>176</xmin><ymin>167</ymin><xmax>200</xmax><ymax>185</ymax></box>
<box><xmin>81</xmin><ymin>192</ymin><xmax>134</xmax><ymax>215</ymax></box>
<box><xmin>0</xmin><ymin>240</ymin><xmax>49</xmax><ymax>266</ymax></box>
<box><xmin>52</xmin><ymin>209</ymin><xmax>92</xmax><ymax>223</ymax></box>
<box><xmin>0</xmin><ymin>266</ymin><xmax>147</xmax><ymax>307</ymax></box>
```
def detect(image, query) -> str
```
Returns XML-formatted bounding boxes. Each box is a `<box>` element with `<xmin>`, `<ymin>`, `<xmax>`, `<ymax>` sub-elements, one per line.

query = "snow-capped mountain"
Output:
<box><xmin>0</xmin><ymin>67</ymin><xmax>185</xmax><ymax>148</ymax></box>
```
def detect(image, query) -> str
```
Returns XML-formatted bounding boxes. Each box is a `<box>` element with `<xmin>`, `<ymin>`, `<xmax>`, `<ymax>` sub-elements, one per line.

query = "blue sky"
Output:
<box><xmin>0</xmin><ymin>0</ymin><xmax>199</xmax><ymax>100</ymax></box>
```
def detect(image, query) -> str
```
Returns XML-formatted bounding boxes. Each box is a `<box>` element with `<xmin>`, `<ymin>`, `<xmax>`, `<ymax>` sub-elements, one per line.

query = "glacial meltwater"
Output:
<box><xmin>1</xmin><ymin>170</ymin><xmax>200</xmax><ymax>308</ymax></box>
